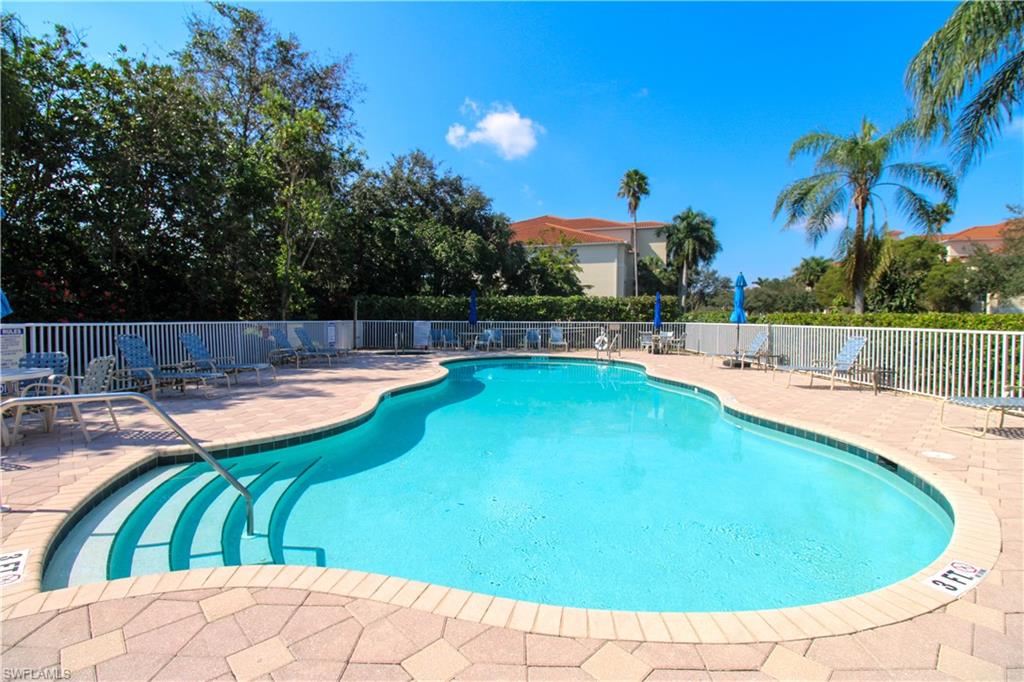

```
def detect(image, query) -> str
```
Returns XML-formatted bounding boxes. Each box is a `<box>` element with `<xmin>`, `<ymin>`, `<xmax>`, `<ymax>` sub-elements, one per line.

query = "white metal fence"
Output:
<box><xmin>1</xmin><ymin>319</ymin><xmax>1020</xmax><ymax>400</ymax></box>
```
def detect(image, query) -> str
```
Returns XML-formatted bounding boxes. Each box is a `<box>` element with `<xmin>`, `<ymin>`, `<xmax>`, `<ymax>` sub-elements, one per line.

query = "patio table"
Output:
<box><xmin>1</xmin><ymin>367</ymin><xmax>56</xmax><ymax>446</ymax></box>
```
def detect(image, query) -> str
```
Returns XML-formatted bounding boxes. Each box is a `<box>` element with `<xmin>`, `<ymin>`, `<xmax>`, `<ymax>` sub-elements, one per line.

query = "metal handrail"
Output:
<box><xmin>0</xmin><ymin>391</ymin><xmax>254</xmax><ymax>535</ymax></box>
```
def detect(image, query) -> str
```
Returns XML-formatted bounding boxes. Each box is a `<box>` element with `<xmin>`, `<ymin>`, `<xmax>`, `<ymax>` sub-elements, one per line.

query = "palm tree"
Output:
<box><xmin>792</xmin><ymin>256</ymin><xmax>831</xmax><ymax>290</ymax></box>
<box><xmin>659</xmin><ymin>208</ymin><xmax>721</xmax><ymax>311</ymax></box>
<box><xmin>906</xmin><ymin>1</ymin><xmax>1024</xmax><ymax>171</ymax></box>
<box><xmin>774</xmin><ymin>118</ymin><xmax>957</xmax><ymax>314</ymax></box>
<box><xmin>617</xmin><ymin>169</ymin><xmax>650</xmax><ymax>296</ymax></box>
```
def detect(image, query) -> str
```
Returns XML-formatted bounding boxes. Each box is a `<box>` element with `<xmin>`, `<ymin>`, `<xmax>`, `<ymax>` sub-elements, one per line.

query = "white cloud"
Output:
<box><xmin>460</xmin><ymin>97</ymin><xmax>480</xmax><ymax>115</ymax></box>
<box><xmin>635</xmin><ymin>87</ymin><xmax>649</xmax><ymax>98</ymax></box>
<box><xmin>446</xmin><ymin>102</ymin><xmax>544</xmax><ymax>160</ymax></box>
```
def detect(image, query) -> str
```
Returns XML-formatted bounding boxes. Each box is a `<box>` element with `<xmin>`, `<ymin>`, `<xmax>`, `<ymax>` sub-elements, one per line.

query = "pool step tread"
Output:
<box><xmin>168</xmin><ymin>462</ymin><xmax>246</xmax><ymax>571</ymax></box>
<box><xmin>243</xmin><ymin>457</ymin><xmax>323</xmax><ymax>566</ymax></box>
<box><xmin>128</xmin><ymin>468</ymin><xmax>225</xmax><ymax>577</ymax></box>
<box><xmin>41</xmin><ymin>465</ymin><xmax>187</xmax><ymax>589</ymax></box>
<box><xmin>187</xmin><ymin>469</ymin><xmax>272</xmax><ymax>569</ymax></box>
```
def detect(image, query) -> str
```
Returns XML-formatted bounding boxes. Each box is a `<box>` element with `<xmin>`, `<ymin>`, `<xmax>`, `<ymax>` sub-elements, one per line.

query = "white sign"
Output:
<box><xmin>923</xmin><ymin>560</ymin><xmax>988</xmax><ymax>596</ymax></box>
<box><xmin>1</xmin><ymin>325</ymin><xmax>26</xmax><ymax>368</ymax></box>
<box><xmin>413</xmin><ymin>321</ymin><xmax>431</xmax><ymax>349</ymax></box>
<box><xmin>327</xmin><ymin>322</ymin><xmax>337</xmax><ymax>346</ymax></box>
<box><xmin>0</xmin><ymin>549</ymin><xmax>30</xmax><ymax>587</ymax></box>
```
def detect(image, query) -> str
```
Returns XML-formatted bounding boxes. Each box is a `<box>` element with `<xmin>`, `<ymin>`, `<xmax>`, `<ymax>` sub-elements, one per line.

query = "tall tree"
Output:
<box><xmin>773</xmin><ymin>118</ymin><xmax>957</xmax><ymax>313</ymax></box>
<box><xmin>616</xmin><ymin>169</ymin><xmax>650</xmax><ymax>297</ymax></box>
<box><xmin>906</xmin><ymin>1</ymin><xmax>1024</xmax><ymax>171</ymax></box>
<box><xmin>792</xmin><ymin>256</ymin><xmax>831</xmax><ymax>290</ymax></box>
<box><xmin>659</xmin><ymin>208</ymin><xmax>721</xmax><ymax>311</ymax></box>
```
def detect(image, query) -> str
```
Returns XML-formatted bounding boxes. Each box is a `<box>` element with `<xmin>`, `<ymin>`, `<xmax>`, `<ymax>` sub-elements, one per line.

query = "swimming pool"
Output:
<box><xmin>44</xmin><ymin>358</ymin><xmax>953</xmax><ymax>612</ymax></box>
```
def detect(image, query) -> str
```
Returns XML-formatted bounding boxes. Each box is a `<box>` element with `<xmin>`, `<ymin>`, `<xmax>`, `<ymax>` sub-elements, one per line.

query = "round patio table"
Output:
<box><xmin>1</xmin><ymin>367</ymin><xmax>56</xmax><ymax>446</ymax></box>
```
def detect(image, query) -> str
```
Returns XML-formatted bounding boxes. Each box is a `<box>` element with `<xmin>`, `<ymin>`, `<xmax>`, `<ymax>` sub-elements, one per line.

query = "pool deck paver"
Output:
<box><xmin>1</xmin><ymin>350</ymin><xmax>1021</xmax><ymax>680</ymax></box>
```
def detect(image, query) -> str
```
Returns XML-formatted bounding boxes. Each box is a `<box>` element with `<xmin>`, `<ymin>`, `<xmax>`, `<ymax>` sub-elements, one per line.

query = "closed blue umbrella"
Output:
<box><xmin>653</xmin><ymin>291</ymin><xmax>662</xmax><ymax>331</ymax></box>
<box><xmin>468</xmin><ymin>290</ymin><xmax>478</xmax><ymax>326</ymax></box>
<box><xmin>729</xmin><ymin>273</ymin><xmax>747</xmax><ymax>363</ymax></box>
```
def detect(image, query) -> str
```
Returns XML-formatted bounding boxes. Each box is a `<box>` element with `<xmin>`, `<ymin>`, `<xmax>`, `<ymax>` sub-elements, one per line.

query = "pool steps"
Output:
<box><xmin>43</xmin><ymin>457</ymin><xmax>323</xmax><ymax>588</ymax></box>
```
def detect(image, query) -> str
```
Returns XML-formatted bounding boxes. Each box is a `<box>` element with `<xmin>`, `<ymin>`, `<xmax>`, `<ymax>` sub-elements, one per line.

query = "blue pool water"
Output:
<box><xmin>45</xmin><ymin>359</ymin><xmax>952</xmax><ymax>611</ymax></box>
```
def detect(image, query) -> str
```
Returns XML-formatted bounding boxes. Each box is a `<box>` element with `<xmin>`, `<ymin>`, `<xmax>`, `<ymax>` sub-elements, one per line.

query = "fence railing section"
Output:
<box><xmin>1</xmin><ymin>319</ymin><xmax>1020</xmax><ymax>400</ymax></box>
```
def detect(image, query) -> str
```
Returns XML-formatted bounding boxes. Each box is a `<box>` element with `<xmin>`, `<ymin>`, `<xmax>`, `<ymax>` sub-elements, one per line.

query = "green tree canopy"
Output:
<box><xmin>774</xmin><ymin>118</ymin><xmax>957</xmax><ymax>313</ymax></box>
<box><xmin>617</xmin><ymin>169</ymin><xmax>650</xmax><ymax>297</ymax></box>
<box><xmin>659</xmin><ymin>208</ymin><xmax>721</xmax><ymax>311</ymax></box>
<box><xmin>906</xmin><ymin>1</ymin><xmax>1024</xmax><ymax>171</ymax></box>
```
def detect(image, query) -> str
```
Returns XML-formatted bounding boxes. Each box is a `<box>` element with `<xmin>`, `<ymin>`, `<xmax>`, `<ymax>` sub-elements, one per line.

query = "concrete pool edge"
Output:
<box><xmin>0</xmin><ymin>352</ymin><xmax>1002</xmax><ymax>643</ymax></box>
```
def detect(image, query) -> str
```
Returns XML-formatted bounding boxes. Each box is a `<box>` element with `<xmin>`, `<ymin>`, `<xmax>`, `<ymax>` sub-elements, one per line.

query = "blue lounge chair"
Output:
<box><xmin>269</xmin><ymin>328</ymin><xmax>333</xmax><ymax>368</ymax></box>
<box><xmin>443</xmin><ymin>329</ymin><xmax>458</xmax><ymax>348</ymax></box>
<box><xmin>522</xmin><ymin>329</ymin><xmax>542</xmax><ymax>350</ymax></box>
<box><xmin>549</xmin><ymin>325</ymin><xmax>569</xmax><ymax>352</ymax></box>
<box><xmin>707</xmin><ymin>331</ymin><xmax>769</xmax><ymax>368</ymax></box>
<box><xmin>941</xmin><ymin>386</ymin><xmax>1024</xmax><ymax>438</ymax></box>
<box><xmin>116</xmin><ymin>334</ymin><xmax>227</xmax><ymax>396</ymax></box>
<box><xmin>430</xmin><ymin>328</ymin><xmax>457</xmax><ymax>350</ymax></box>
<box><xmin>180</xmin><ymin>333</ymin><xmax>275</xmax><ymax>386</ymax></box>
<box><xmin>294</xmin><ymin>328</ymin><xmax>348</xmax><ymax>361</ymax></box>
<box><xmin>774</xmin><ymin>336</ymin><xmax>868</xmax><ymax>390</ymax></box>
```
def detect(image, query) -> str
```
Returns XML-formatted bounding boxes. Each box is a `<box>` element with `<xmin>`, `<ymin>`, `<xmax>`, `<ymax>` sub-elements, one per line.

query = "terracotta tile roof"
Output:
<box><xmin>510</xmin><ymin>215</ymin><xmax>666</xmax><ymax>246</ymax></box>
<box><xmin>935</xmin><ymin>221</ymin><xmax>1013</xmax><ymax>242</ymax></box>
<box><xmin>511</xmin><ymin>219</ymin><xmax>626</xmax><ymax>246</ymax></box>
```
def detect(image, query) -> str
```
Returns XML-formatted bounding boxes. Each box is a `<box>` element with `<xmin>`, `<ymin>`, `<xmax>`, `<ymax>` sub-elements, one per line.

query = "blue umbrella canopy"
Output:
<box><xmin>653</xmin><ymin>291</ymin><xmax>662</xmax><ymax>331</ymax></box>
<box><xmin>729</xmin><ymin>273</ymin><xmax>747</xmax><ymax>324</ymax></box>
<box><xmin>0</xmin><ymin>290</ymin><xmax>11</xmax><ymax>319</ymax></box>
<box><xmin>468</xmin><ymin>289</ymin><xmax>478</xmax><ymax>325</ymax></box>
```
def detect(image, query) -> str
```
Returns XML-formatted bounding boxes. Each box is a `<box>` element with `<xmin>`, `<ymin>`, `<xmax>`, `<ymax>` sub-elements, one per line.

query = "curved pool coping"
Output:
<box><xmin>0</xmin><ymin>353</ymin><xmax>1002</xmax><ymax>643</ymax></box>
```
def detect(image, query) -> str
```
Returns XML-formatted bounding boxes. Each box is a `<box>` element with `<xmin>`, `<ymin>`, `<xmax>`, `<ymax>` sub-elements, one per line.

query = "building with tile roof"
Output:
<box><xmin>510</xmin><ymin>216</ymin><xmax>668</xmax><ymax>296</ymax></box>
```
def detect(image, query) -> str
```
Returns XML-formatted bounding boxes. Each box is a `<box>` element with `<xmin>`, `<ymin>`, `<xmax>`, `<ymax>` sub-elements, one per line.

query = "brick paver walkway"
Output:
<box><xmin>1</xmin><ymin>352</ymin><xmax>1020</xmax><ymax>681</ymax></box>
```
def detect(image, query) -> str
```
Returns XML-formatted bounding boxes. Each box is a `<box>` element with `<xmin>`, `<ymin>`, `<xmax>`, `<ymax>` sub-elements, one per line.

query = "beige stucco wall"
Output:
<box><xmin>944</xmin><ymin>239</ymin><xmax>1002</xmax><ymax>261</ymax></box>
<box><xmin>593</xmin><ymin>228</ymin><xmax>666</xmax><ymax>263</ymax></box>
<box><xmin>574</xmin><ymin>243</ymin><xmax>627</xmax><ymax>297</ymax></box>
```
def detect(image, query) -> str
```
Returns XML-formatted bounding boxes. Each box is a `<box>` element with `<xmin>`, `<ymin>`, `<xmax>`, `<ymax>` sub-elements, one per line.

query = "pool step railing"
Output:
<box><xmin>0</xmin><ymin>391</ymin><xmax>255</xmax><ymax>536</ymax></box>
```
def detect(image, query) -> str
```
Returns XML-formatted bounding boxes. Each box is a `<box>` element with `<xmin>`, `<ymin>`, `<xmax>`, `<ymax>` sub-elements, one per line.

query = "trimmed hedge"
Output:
<box><xmin>353</xmin><ymin>296</ymin><xmax>1024</xmax><ymax>331</ymax></box>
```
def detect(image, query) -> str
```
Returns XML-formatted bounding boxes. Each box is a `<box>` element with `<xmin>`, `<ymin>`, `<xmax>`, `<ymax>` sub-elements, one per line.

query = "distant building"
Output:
<box><xmin>934</xmin><ymin>221</ymin><xmax>1022</xmax><ymax>313</ymax></box>
<box><xmin>510</xmin><ymin>215</ymin><xmax>667</xmax><ymax>296</ymax></box>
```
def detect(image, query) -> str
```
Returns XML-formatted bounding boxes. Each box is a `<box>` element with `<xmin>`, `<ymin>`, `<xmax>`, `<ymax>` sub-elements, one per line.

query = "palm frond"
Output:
<box><xmin>773</xmin><ymin>173</ymin><xmax>847</xmax><ymax>245</ymax></box>
<box><xmin>886</xmin><ymin>162</ymin><xmax>959</xmax><ymax>201</ymax></box>
<box><xmin>893</xmin><ymin>186</ymin><xmax>938</xmax><ymax>230</ymax></box>
<box><xmin>906</xmin><ymin>0</ymin><xmax>1024</xmax><ymax>139</ymax></box>
<box><xmin>953</xmin><ymin>48</ymin><xmax>1024</xmax><ymax>171</ymax></box>
<box><xmin>788</xmin><ymin>131</ymin><xmax>844</xmax><ymax>162</ymax></box>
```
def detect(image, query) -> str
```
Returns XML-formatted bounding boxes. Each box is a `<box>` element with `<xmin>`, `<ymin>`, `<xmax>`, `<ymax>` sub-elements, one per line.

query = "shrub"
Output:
<box><xmin>351</xmin><ymin>296</ymin><xmax>1024</xmax><ymax>330</ymax></box>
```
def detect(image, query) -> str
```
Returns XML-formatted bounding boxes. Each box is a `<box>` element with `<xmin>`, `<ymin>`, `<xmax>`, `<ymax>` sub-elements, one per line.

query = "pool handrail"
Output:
<box><xmin>0</xmin><ymin>391</ymin><xmax>255</xmax><ymax>535</ymax></box>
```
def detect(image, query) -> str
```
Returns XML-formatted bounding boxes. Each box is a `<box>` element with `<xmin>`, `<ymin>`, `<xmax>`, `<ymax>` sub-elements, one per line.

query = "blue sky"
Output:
<box><xmin>11</xmin><ymin>2</ymin><xmax>1023</xmax><ymax>280</ymax></box>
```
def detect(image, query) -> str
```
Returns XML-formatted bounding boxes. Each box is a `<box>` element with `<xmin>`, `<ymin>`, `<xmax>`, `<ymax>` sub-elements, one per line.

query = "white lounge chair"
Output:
<box><xmin>774</xmin><ymin>336</ymin><xmax>868</xmax><ymax>390</ymax></box>
<box><xmin>941</xmin><ymin>386</ymin><xmax>1024</xmax><ymax>438</ymax></box>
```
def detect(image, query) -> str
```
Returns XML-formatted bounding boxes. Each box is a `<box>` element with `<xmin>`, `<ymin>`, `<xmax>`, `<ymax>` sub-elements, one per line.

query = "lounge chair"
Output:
<box><xmin>116</xmin><ymin>334</ymin><xmax>228</xmax><ymax>396</ymax></box>
<box><xmin>707</xmin><ymin>331</ymin><xmax>769</xmax><ymax>368</ymax></box>
<box><xmin>549</xmin><ymin>326</ymin><xmax>569</xmax><ymax>352</ymax></box>
<box><xmin>773</xmin><ymin>336</ymin><xmax>868</xmax><ymax>390</ymax></box>
<box><xmin>443</xmin><ymin>329</ymin><xmax>459</xmax><ymax>348</ymax></box>
<box><xmin>941</xmin><ymin>386</ymin><xmax>1024</xmax><ymax>438</ymax></box>
<box><xmin>522</xmin><ymin>329</ymin><xmax>542</xmax><ymax>350</ymax></box>
<box><xmin>429</xmin><ymin>329</ymin><xmax>446</xmax><ymax>349</ymax></box>
<box><xmin>180</xmin><ymin>333</ymin><xmax>276</xmax><ymax>386</ymax></box>
<box><xmin>268</xmin><ymin>328</ymin><xmax>333</xmax><ymax>368</ymax></box>
<box><xmin>9</xmin><ymin>352</ymin><xmax>76</xmax><ymax>440</ymax></box>
<box><xmin>294</xmin><ymin>328</ymin><xmax>348</xmax><ymax>361</ymax></box>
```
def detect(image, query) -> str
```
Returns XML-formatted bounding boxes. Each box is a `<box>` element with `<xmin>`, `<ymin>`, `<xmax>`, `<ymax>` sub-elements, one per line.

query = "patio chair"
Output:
<box><xmin>17</xmin><ymin>352</ymin><xmax>69</xmax><ymax>388</ymax></box>
<box><xmin>773</xmin><ymin>336</ymin><xmax>868</xmax><ymax>390</ymax></box>
<box><xmin>640</xmin><ymin>332</ymin><xmax>654</xmax><ymax>353</ymax></box>
<box><xmin>474</xmin><ymin>330</ymin><xmax>494</xmax><ymax>351</ymax></box>
<box><xmin>268</xmin><ymin>328</ymin><xmax>333</xmax><ymax>368</ymax></box>
<box><xmin>180</xmin><ymin>333</ymin><xmax>276</xmax><ymax>386</ymax></box>
<box><xmin>12</xmin><ymin>355</ymin><xmax>120</xmax><ymax>443</ymax></box>
<box><xmin>294</xmin><ymin>328</ymin><xmax>348</xmax><ymax>361</ymax></box>
<box><xmin>429</xmin><ymin>329</ymin><xmax>446</xmax><ymax>349</ymax></box>
<box><xmin>443</xmin><ymin>329</ymin><xmax>459</xmax><ymax>349</ymax></box>
<box><xmin>116</xmin><ymin>334</ymin><xmax>228</xmax><ymax>396</ymax></box>
<box><xmin>549</xmin><ymin>326</ymin><xmax>569</xmax><ymax>352</ymax></box>
<box><xmin>658</xmin><ymin>331</ymin><xmax>686</xmax><ymax>354</ymax></box>
<box><xmin>522</xmin><ymin>329</ymin><xmax>542</xmax><ymax>350</ymax></box>
<box><xmin>706</xmin><ymin>331</ymin><xmax>769</xmax><ymax>368</ymax></box>
<box><xmin>490</xmin><ymin>329</ymin><xmax>504</xmax><ymax>349</ymax></box>
<box><xmin>941</xmin><ymin>386</ymin><xmax>1024</xmax><ymax>438</ymax></box>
